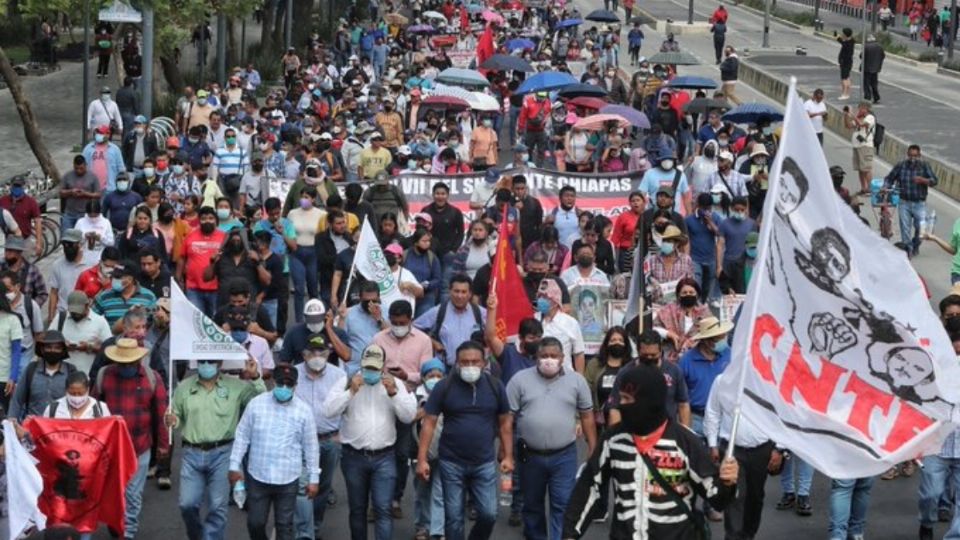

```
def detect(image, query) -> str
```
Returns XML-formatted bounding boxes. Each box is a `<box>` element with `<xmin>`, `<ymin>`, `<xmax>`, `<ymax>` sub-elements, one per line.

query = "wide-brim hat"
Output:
<box><xmin>690</xmin><ymin>316</ymin><xmax>734</xmax><ymax>341</ymax></box>
<box><xmin>105</xmin><ymin>337</ymin><xmax>148</xmax><ymax>364</ymax></box>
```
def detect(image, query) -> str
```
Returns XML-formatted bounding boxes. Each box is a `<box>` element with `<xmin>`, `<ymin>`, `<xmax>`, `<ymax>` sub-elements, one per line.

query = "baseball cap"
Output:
<box><xmin>305</xmin><ymin>333</ymin><xmax>329</xmax><ymax>351</ymax></box>
<box><xmin>166</xmin><ymin>136</ymin><xmax>180</xmax><ymax>149</ymax></box>
<box><xmin>374</xmin><ymin>171</ymin><xmax>390</xmax><ymax>185</ymax></box>
<box><xmin>718</xmin><ymin>150</ymin><xmax>735</xmax><ymax>162</ymax></box>
<box><xmin>829</xmin><ymin>165</ymin><xmax>846</xmax><ymax>177</ymax></box>
<box><xmin>134</xmin><ymin>115</ymin><xmax>148</xmax><ymax>124</ymax></box>
<box><xmin>318</xmin><ymin>132</ymin><xmax>333</xmax><ymax>141</ymax></box>
<box><xmin>384</xmin><ymin>243</ymin><xmax>403</xmax><ymax>256</ymax></box>
<box><xmin>4</xmin><ymin>237</ymin><xmax>25</xmax><ymax>251</ymax></box>
<box><xmin>361</xmin><ymin>344</ymin><xmax>386</xmax><ymax>370</ymax></box>
<box><xmin>62</xmin><ymin>229</ymin><xmax>83</xmax><ymax>243</ymax></box>
<box><xmin>304</xmin><ymin>298</ymin><xmax>326</xmax><ymax>324</ymax></box>
<box><xmin>10</xmin><ymin>175</ymin><xmax>25</xmax><ymax>187</ymax></box>
<box><xmin>397</xmin><ymin>145</ymin><xmax>412</xmax><ymax>155</ymax></box>
<box><xmin>273</xmin><ymin>363</ymin><xmax>299</xmax><ymax>386</ymax></box>
<box><xmin>656</xmin><ymin>185</ymin><xmax>675</xmax><ymax>197</ymax></box>
<box><xmin>67</xmin><ymin>291</ymin><xmax>89</xmax><ymax>314</ymax></box>
<box><xmin>369</xmin><ymin>131</ymin><xmax>384</xmax><ymax>140</ymax></box>
<box><xmin>95</xmin><ymin>124</ymin><xmax>112</xmax><ymax>135</ymax></box>
<box><xmin>196</xmin><ymin>89</ymin><xmax>209</xmax><ymax>99</ymax></box>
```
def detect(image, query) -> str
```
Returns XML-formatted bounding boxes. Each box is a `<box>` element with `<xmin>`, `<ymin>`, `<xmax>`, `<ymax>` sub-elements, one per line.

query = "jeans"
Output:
<box><xmin>314</xmin><ymin>438</ymin><xmax>341</xmax><ymax>527</ymax></box>
<box><xmin>693</xmin><ymin>260</ymin><xmax>719</xmax><ymax>302</ymax></box>
<box><xmin>395</xmin><ymin>420</ymin><xmax>414</xmax><ymax>502</ymax></box>
<box><xmin>61</xmin><ymin>212</ymin><xmax>83</xmax><ymax>233</ymax></box>
<box><xmin>520</xmin><ymin>444</ymin><xmax>578</xmax><ymax>540</ymax></box>
<box><xmin>179</xmin><ymin>445</ymin><xmax>232</xmax><ymax>540</ymax></box>
<box><xmin>828</xmin><ymin>477</ymin><xmax>875</xmax><ymax>539</ymax></box>
<box><xmin>919</xmin><ymin>455</ymin><xmax>960</xmax><ymax>537</ymax></box>
<box><xmin>524</xmin><ymin>131</ymin><xmax>548</xmax><ymax>168</ymax></box>
<box><xmin>186</xmin><ymin>289</ymin><xmax>218</xmax><ymax>318</ymax></box>
<box><xmin>341</xmin><ymin>446</ymin><xmax>397</xmax><ymax>540</ymax></box>
<box><xmin>246</xmin><ymin>476</ymin><xmax>297</xmax><ymax>540</ymax></box>
<box><xmin>415</xmin><ymin>458</ymin><xmax>445</xmax><ymax>535</ymax></box>
<box><xmin>289</xmin><ymin>245</ymin><xmax>318</xmax><ymax>322</ymax></box>
<box><xmin>124</xmin><ymin>450</ymin><xmax>152</xmax><ymax>538</ymax></box>
<box><xmin>295</xmin><ymin>471</ymin><xmax>315</xmax><ymax>540</ymax></box>
<box><xmin>277</xmin><ymin>273</ymin><xmax>290</xmax><ymax>334</ymax></box>
<box><xmin>261</xmin><ymin>298</ymin><xmax>279</xmax><ymax>329</ymax></box>
<box><xmin>439</xmin><ymin>459</ymin><xmax>498</xmax><ymax>540</ymax></box>
<box><xmin>781</xmin><ymin>454</ymin><xmax>814</xmax><ymax>497</ymax></box>
<box><xmin>508</xmin><ymin>106</ymin><xmax>522</xmax><ymax>147</ymax></box>
<box><xmin>898</xmin><ymin>200</ymin><xmax>925</xmax><ymax>255</ymax></box>
<box><xmin>439</xmin><ymin>252</ymin><xmax>456</xmax><ymax>306</ymax></box>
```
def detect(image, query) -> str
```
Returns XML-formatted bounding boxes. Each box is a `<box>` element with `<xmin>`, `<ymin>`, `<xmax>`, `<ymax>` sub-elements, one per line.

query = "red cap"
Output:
<box><xmin>166</xmin><ymin>136</ymin><xmax>180</xmax><ymax>148</ymax></box>
<box><xmin>95</xmin><ymin>124</ymin><xmax>112</xmax><ymax>135</ymax></box>
<box><xmin>261</xmin><ymin>132</ymin><xmax>277</xmax><ymax>143</ymax></box>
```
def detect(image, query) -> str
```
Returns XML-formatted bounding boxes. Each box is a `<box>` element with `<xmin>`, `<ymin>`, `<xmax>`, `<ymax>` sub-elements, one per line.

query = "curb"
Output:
<box><xmin>739</xmin><ymin>58</ymin><xmax>960</xmax><ymax>202</ymax></box>
<box><xmin>937</xmin><ymin>66</ymin><xmax>960</xmax><ymax>80</ymax></box>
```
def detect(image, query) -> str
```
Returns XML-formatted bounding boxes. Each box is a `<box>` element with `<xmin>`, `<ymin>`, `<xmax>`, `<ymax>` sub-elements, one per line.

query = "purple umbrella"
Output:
<box><xmin>407</xmin><ymin>24</ymin><xmax>436</xmax><ymax>34</ymax></box>
<box><xmin>599</xmin><ymin>104</ymin><xmax>650</xmax><ymax>129</ymax></box>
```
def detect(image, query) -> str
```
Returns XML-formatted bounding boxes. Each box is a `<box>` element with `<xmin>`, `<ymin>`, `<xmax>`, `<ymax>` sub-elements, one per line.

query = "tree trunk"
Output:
<box><xmin>159</xmin><ymin>54</ymin><xmax>184</xmax><ymax>95</ymax></box>
<box><xmin>227</xmin><ymin>17</ymin><xmax>239</xmax><ymax>68</ymax></box>
<box><xmin>261</xmin><ymin>0</ymin><xmax>276</xmax><ymax>50</ymax></box>
<box><xmin>293</xmin><ymin>0</ymin><xmax>314</xmax><ymax>47</ymax></box>
<box><xmin>0</xmin><ymin>46</ymin><xmax>61</xmax><ymax>183</ymax></box>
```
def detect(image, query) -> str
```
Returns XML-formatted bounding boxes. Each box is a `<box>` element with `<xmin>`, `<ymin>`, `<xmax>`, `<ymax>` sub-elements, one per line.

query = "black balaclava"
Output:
<box><xmin>618</xmin><ymin>364</ymin><xmax>668</xmax><ymax>436</ymax></box>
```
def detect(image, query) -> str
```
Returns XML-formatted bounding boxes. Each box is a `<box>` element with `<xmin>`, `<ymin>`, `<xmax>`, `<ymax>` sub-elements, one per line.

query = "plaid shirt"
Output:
<box><xmin>884</xmin><ymin>158</ymin><xmax>939</xmax><ymax>202</ymax></box>
<box><xmin>94</xmin><ymin>363</ymin><xmax>169</xmax><ymax>455</ymax></box>
<box><xmin>0</xmin><ymin>261</ymin><xmax>47</xmax><ymax>307</ymax></box>
<box><xmin>644</xmin><ymin>252</ymin><xmax>695</xmax><ymax>303</ymax></box>
<box><xmin>230</xmin><ymin>393</ymin><xmax>320</xmax><ymax>485</ymax></box>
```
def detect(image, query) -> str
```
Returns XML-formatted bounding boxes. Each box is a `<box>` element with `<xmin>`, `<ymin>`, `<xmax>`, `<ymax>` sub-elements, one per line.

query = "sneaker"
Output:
<box><xmin>146</xmin><ymin>465</ymin><xmax>157</xmax><ymax>479</ymax></box>
<box><xmin>776</xmin><ymin>493</ymin><xmax>796</xmax><ymax>510</ymax></box>
<box><xmin>156</xmin><ymin>476</ymin><xmax>172</xmax><ymax>490</ymax></box>
<box><xmin>327</xmin><ymin>490</ymin><xmax>337</xmax><ymax>507</ymax></box>
<box><xmin>880</xmin><ymin>467</ymin><xmax>899</xmax><ymax>480</ymax></box>
<box><xmin>391</xmin><ymin>500</ymin><xmax>403</xmax><ymax>519</ymax></box>
<box><xmin>939</xmin><ymin>508</ymin><xmax>952</xmax><ymax>522</ymax></box>
<box><xmin>920</xmin><ymin>525</ymin><xmax>934</xmax><ymax>540</ymax></box>
<box><xmin>367</xmin><ymin>508</ymin><xmax>375</xmax><ymax>522</ymax></box>
<box><xmin>508</xmin><ymin>512</ymin><xmax>522</xmax><ymax>527</ymax></box>
<box><xmin>795</xmin><ymin>496</ymin><xmax>812</xmax><ymax>516</ymax></box>
<box><xmin>468</xmin><ymin>505</ymin><xmax>478</xmax><ymax>521</ymax></box>
<box><xmin>414</xmin><ymin>528</ymin><xmax>429</xmax><ymax>540</ymax></box>
<box><xmin>901</xmin><ymin>461</ymin><xmax>917</xmax><ymax>477</ymax></box>
<box><xmin>838</xmin><ymin>95</ymin><xmax>850</xmax><ymax>101</ymax></box>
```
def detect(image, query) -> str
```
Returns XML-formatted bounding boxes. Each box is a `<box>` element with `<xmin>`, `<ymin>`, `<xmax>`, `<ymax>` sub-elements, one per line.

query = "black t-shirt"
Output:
<box><xmin>214</xmin><ymin>255</ymin><xmax>260</xmax><ymax>302</ymax></box>
<box><xmin>259</xmin><ymin>252</ymin><xmax>285</xmax><ymax>301</ymax></box>
<box><xmin>138</xmin><ymin>268</ymin><xmax>172</xmax><ymax>299</ymax></box>
<box><xmin>213</xmin><ymin>303</ymin><xmax>277</xmax><ymax>334</ymax></box>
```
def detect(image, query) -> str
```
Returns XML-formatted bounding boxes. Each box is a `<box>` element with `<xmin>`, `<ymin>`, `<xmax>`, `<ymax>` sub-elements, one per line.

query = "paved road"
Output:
<box><xmin>14</xmin><ymin>0</ymin><xmax>960</xmax><ymax>537</ymax></box>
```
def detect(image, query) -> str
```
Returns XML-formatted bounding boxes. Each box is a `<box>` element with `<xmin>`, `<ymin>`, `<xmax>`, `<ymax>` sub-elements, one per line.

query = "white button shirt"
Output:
<box><xmin>322</xmin><ymin>377</ymin><xmax>417</xmax><ymax>451</ymax></box>
<box><xmin>704</xmin><ymin>373</ymin><xmax>771</xmax><ymax>449</ymax></box>
<box><xmin>536</xmin><ymin>311</ymin><xmax>585</xmax><ymax>372</ymax></box>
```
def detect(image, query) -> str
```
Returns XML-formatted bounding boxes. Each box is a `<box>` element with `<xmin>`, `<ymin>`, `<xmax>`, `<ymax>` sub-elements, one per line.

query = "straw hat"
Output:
<box><xmin>690</xmin><ymin>316</ymin><xmax>734</xmax><ymax>341</ymax></box>
<box><xmin>661</xmin><ymin>225</ymin><xmax>687</xmax><ymax>242</ymax></box>
<box><xmin>104</xmin><ymin>337</ymin><xmax>148</xmax><ymax>364</ymax></box>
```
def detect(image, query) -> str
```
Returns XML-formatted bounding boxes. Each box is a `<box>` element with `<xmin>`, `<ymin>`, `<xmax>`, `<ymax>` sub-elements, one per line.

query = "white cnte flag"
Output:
<box><xmin>4</xmin><ymin>419</ymin><xmax>45</xmax><ymax>538</ymax></box>
<box><xmin>170</xmin><ymin>280</ymin><xmax>249</xmax><ymax>370</ymax></box>
<box><xmin>354</xmin><ymin>217</ymin><xmax>408</xmax><ymax>311</ymax></box>
<box><xmin>715</xmin><ymin>80</ymin><xmax>960</xmax><ymax>478</ymax></box>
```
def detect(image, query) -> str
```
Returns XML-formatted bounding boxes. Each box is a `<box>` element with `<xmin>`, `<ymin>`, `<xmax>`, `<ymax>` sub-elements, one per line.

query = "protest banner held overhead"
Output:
<box><xmin>714</xmin><ymin>81</ymin><xmax>960</xmax><ymax>479</ymax></box>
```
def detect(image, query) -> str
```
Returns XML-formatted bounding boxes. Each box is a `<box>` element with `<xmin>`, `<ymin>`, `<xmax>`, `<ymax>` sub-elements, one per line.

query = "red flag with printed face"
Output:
<box><xmin>491</xmin><ymin>204</ymin><xmax>533</xmax><ymax>340</ymax></box>
<box><xmin>477</xmin><ymin>24</ymin><xmax>495</xmax><ymax>75</ymax></box>
<box><xmin>25</xmin><ymin>416</ymin><xmax>138</xmax><ymax>534</ymax></box>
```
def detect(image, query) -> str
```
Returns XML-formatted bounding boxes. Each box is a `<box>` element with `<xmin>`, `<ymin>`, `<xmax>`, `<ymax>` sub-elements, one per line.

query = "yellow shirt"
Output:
<box><xmin>359</xmin><ymin>147</ymin><xmax>393</xmax><ymax>179</ymax></box>
<box><xmin>318</xmin><ymin>211</ymin><xmax>360</xmax><ymax>234</ymax></box>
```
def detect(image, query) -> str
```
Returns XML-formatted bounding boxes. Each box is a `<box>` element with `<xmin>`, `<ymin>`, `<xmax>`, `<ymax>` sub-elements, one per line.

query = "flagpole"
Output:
<box><xmin>638</xmin><ymin>212</ymin><xmax>646</xmax><ymax>334</ymax></box>
<box><xmin>725</xmin><ymin>77</ymin><xmax>797</xmax><ymax>460</ymax></box>
<box><xmin>339</xmin><ymin>216</ymin><xmax>367</xmax><ymax>317</ymax></box>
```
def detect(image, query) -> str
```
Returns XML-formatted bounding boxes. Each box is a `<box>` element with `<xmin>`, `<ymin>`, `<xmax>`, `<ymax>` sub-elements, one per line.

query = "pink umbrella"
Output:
<box><xmin>482</xmin><ymin>9</ymin><xmax>505</xmax><ymax>24</ymax></box>
<box><xmin>573</xmin><ymin>113</ymin><xmax>630</xmax><ymax>131</ymax></box>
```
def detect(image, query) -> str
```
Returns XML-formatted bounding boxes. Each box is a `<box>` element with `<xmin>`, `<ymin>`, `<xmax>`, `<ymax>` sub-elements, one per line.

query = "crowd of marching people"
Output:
<box><xmin>3</xmin><ymin>0</ymin><xmax>960</xmax><ymax>539</ymax></box>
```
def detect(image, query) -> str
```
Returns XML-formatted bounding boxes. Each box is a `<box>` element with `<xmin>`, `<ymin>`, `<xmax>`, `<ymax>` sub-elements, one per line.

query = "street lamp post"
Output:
<box><xmin>688</xmin><ymin>0</ymin><xmax>694</xmax><ymax>25</ymax></box>
<box><xmin>861</xmin><ymin>0</ymin><xmax>868</xmax><ymax>99</ymax></box>
<box><xmin>950</xmin><ymin>0</ymin><xmax>958</xmax><ymax>60</ymax></box>
<box><xmin>82</xmin><ymin>0</ymin><xmax>90</xmax><ymax>146</ymax></box>
<box><xmin>763</xmin><ymin>0</ymin><xmax>771</xmax><ymax>47</ymax></box>
<box><xmin>142</xmin><ymin>7</ymin><xmax>154</xmax><ymax>119</ymax></box>
<box><xmin>285</xmin><ymin>0</ymin><xmax>293</xmax><ymax>49</ymax></box>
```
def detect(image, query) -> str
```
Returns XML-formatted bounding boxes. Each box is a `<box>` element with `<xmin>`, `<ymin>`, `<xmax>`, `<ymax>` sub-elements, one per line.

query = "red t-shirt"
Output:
<box><xmin>74</xmin><ymin>265</ymin><xmax>109</xmax><ymax>299</ymax></box>
<box><xmin>0</xmin><ymin>195</ymin><xmax>40</xmax><ymax>237</ymax></box>
<box><xmin>181</xmin><ymin>228</ymin><xmax>226</xmax><ymax>291</ymax></box>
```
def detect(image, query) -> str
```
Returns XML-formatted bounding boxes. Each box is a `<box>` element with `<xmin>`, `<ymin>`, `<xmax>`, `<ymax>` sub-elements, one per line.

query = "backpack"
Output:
<box><xmin>21</xmin><ymin>361</ymin><xmax>77</xmax><ymax>418</ymax></box>
<box><xmin>872</xmin><ymin>121</ymin><xmax>885</xmax><ymax>152</ymax></box>
<box><xmin>48</xmin><ymin>398</ymin><xmax>104</xmax><ymax>418</ymax></box>
<box><xmin>431</xmin><ymin>301</ymin><xmax>484</xmax><ymax>362</ymax></box>
<box><xmin>432</xmin><ymin>369</ymin><xmax>505</xmax><ymax>415</ymax></box>
<box><xmin>94</xmin><ymin>361</ymin><xmax>158</xmax><ymax>397</ymax></box>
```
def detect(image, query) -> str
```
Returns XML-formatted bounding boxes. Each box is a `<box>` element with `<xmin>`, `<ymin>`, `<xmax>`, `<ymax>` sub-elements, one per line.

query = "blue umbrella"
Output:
<box><xmin>516</xmin><ymin>71</ymin><xmax>579</xmax><ymax>94</ymax></box>
<box><xmin>556</xmin><ymin>83</ymin><xmax>608</xmax><ymax>99</ymax></box>
<box><xmin>585</xmin><ymin>9</ymin><xmax>620</xmax><ymax>22</ymax></box>
<box><xmin>600</xmin><ymin>104</ymin><xmax>650</xmax><ymax>129</ymax></box>
<box><xmin>666</xmin><ymin>75</ymin><xmax>718</xmax><ymax>90</ymax></box>
<box><xmin>556</xmin><ymin>18</ymin><xmax>583</xmax><ymax>28</ymax></box>
<box><xmin>722</xmin><ymin>102</ymin><xmax>784</xmax><ymax>124</ymax></box>
<box><xmin>407</xmin><ymin>24</ymin><xmax>436</xmax><ymax>34</ymax></box>
<box><xmin>480</xmin><ymin>54</ymin><xmax>534</xmax><ymax>72</ymax></box>
<box><xmin>506</xmin><ymin>38</ymin><xmax>536</xmax><ymax>51</ymax></box>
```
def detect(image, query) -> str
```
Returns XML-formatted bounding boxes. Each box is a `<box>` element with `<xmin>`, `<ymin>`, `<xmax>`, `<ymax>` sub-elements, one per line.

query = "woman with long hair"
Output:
<box><xmin>378</xmin><ymin>212</ymin><xmax>403</xmax><ymax>249</ymax></box>
<box><xmin>653</xmin><ymin>278</ymin><xmax>711</xmax><ymax>362</ymax></box>
<box><xmin>119</xmin><ymin>206</ymin><xmax>167</xmax><ymax>264</ymax></box>
<box><xmin>451</xmin><ymin>220</ymin><xmax>494</xmax><ymax>280</ymax></box>
<box><xmin>0</xmin><ymin>283</ymin><xmax>22</xmax><ymax>413</ymax></box>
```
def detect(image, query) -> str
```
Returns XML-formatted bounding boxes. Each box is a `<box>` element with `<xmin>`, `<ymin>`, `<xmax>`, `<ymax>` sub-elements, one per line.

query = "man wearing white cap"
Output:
<box><xmin>705</xmin><ymin>150</ymin><xmax>750</xmax><ymax>200</ymax></box>
<box><xmin>47</xmin><ymin>229</ymin><xmax>89</xmax><ymax>322</ymax></box>
<box><xmin>49</xmin><ymin>291</ymin><xmax>111</xmax><ymax>375</ymax></box>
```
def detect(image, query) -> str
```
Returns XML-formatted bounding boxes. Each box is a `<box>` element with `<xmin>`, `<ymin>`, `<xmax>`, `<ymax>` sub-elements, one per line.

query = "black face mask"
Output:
<box><xmin>200</xmin><ymin>222</ymin><xmax>216</xmax><ymax>235</ymax></box>
<box><xmin>70</xmin><ymin>312</ymin><xmax>85</xmax><ymax>322</ymax></box>
<box><xmin>252</xmin><ymin>164</ymin><xmax>264</xmax><ymax>173</ymax></box>
<box><xmin>607</xmin><ymin>343</ymin><xmax>628</xmax><ymax>358</ymax></box>
<box><xmin>522</xmin><ymin>340</ymin><xmax>540</xmax><ymax>356</ymax></box>
<box><xmin>618</xmin><ymin>365</ymin><xmax>668</xmax><ymax>435</ymax></box>
<box><xmin>526</xmin><ymin>271</ymin><xmax>545</xmax><ymax>283</ymax></box>
<box><xmin>384</xmin><ymin>253</ymin><xmax>398</xmax><ymax>266</ymax></box>
<box><xmin>63</xmin><ymin>244</ymin><xmax>80</xmax><ymax>260</ymax></box>
<box><xmin>42</xmin><ymin>349</ymin><xmax>65</xmax><ymax>365</ymax></box>
<box><xmin>227</xmin><ymin>240</ymin><xmax>244</xmax><ymax>254</ymax></box>
<box><xmin>576</xmin><ymin>255</ymin><xmax>594</xmax><ymax>268</ymax></box>
<box><xmin>679</xmin><ymin>295</ymin><xmax>698</xmax><ymax>308</ymax></box>
<box><xmin>4</xmin><ymin>257</ymin><xmax>18</xmax><ymax>266</ymax></box>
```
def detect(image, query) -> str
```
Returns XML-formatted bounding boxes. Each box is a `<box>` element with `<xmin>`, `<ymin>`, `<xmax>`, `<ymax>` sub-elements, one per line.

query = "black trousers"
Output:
<box><xmin>276</xmin><ymin>273</ymin><xmax>290</xmax><ymax>335</ymax></box>
<box><xmin>722</xmin><ymin>440</ymin><xmax>774</xmax><ymax>540</ymax></box>
<box><xmin>864</xmin><ymin>72</ymin><xmax>880</xmax><ymax>102</ymax></box>
<box><xmin>97</xmin><ymin>53</ymin><xmax>110</xmax><ymax>76</ymax></box>
<box><xmin>714</xmin><ymin>36</ymin><xmax>726</xmax><ymax>63</ymax></box>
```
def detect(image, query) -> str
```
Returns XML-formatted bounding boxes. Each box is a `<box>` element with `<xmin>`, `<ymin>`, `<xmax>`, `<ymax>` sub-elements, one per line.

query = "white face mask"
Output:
<box><xmin>306</xmin><ymin>355</ymin><xmax>328</xmax><ymax>372</ymax></box>
<box><xmin>306</xmin><ymin>322</ymin><xmax>324</xmax><ymax>333</ymax></box>
<box><xmin>67</xmin><ymin>394</ymin><xmax>90</xmax><ymax>409</ymax></box>
<box><xmin>391</xmin><ymin>324</ymin><xmax>411</xmax><ymax>338</ymax></box>
<box><xmin>459</xmin><ymin>366</ymin><xmax>482</xmax><ymax>383</ymax></box>
<box><xmin>5</xmin><ymin>292</ymin><xmax>15</xmax><ymax>302</ymax></box>
<box><xmin>660</xmin><ymin>159</ymin><xmax>675</xmax><ymax>170</ymax></box>
<box><xmin>537</xmin><ymin>357</ymin><xmax>562</xmax><ymax>378</ymax></box>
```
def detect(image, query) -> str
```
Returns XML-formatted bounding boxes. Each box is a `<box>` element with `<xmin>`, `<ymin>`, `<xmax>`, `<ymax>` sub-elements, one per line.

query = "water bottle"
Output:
<box><xmin>233</xmin><ymin>480</ymin><xmax>247</xmax><ymax>509</ymax></box>
<box><xmin>925</xmin><ymin>209</ymin><xmax>938</xmax><ymax>236</ymax></box>
<box><xmin>498</xmin><ymin>472</ymin><xmax>513</xmax><ymax>507</ymax></box>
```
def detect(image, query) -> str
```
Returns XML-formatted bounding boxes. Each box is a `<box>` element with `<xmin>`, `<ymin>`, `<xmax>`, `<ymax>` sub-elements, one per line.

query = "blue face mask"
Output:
<box><xmin>424</xmin><ymin>378</ymin><xmax>440</xmax><ymax>392</ymax></box>
<box><xmin>732</xmin><ymin>211</ymin><xmax>746</xmax><ymax>221</ymax></box>
<box><xmin>273</xmin><ymin>385</ymin><xmax>294</xmax><ymax>402</ymax></box>
<box><xmin>363</xmin><ymin>369</ymin><xmax>382</xmax><ymax>385</ymax></box>
<box><xmin>230</xmin><ymin>330</ymin><xmax>249</xmax><ymax>344</ymax></box>
<box><xmin>535</xmin><ymin>297</ymin><xmax>552</xmax><ymax>314</ymax></box>
<box><xmin>712</xmin><ymin>193</ymin><xmax>722</xmax><ymax>204</ymax></box>
<box><xmin>118</xmin><ymin>364</ymin><xmax>139</xmax><ymax>379</ymax></box>
<box><xmin>10</xmin><ymin>187</ymin><xmax>24</xmax><ymax>198</ymax></box>
<box><xmin>745</xmin><ymin>247</ymin><xmax>758</xmax><ymax>259</ymax></box>
<box><xmin>713</xmin><ymin>340</ymin><xmax>729</xmax><ymax>354</ymax></box>
<box><xmin>197</xmin><ymin>362</ymin><xmax>219</xmax><ymax>380</ymax></box>
<box><xmin>112</xmin><ymin>278</ymin><xmax>125</xmax><ymax>291</ymax></box>
<box><xmin>659</xmin><ymin>242</ymin><xmax>675</xmax><ymax>256</ymax></box>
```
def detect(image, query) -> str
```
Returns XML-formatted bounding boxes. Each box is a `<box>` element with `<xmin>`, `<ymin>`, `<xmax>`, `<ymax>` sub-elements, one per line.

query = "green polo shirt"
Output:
<box><xmin>171</xmin><ymin>374</ymin><xmax>266</xmax><ymax>445</ymax></box>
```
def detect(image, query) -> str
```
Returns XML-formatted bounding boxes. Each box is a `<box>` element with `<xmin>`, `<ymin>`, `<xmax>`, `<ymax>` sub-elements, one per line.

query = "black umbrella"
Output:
<box><xmin>479</xmin><ymin>54</ymin><xmax>534</xmax><ymax>72</ymax></box>
<box><xmin>683</xmin><ymin>98</ymin><xmax>730</xmax><ymax>115</ymax></box>
<box><xmin>629</xmin><ymin>13</ymin><xmax>655</xmax><ymax>25</ymax></box>
<box><xmin>557</xmin><ymin>83</ymin><xmax>608</xmax><ymax>99</ymax></box>
<box><xmin>585</xmin><ymin>9</ymin><xmax>620</xmax><ymax>22</ymax></box>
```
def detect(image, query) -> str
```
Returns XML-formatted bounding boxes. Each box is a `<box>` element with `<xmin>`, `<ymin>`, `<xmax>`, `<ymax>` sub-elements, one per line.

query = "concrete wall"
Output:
<box><xmin>739</xmin><ymin>58</ymin><xmax>960</xmax><ymax>200</ymax></box>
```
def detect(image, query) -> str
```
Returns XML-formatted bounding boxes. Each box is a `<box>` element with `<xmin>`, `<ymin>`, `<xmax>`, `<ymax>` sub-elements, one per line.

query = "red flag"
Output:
<box><xmin>25</xmin><ymin>417</ymin><xmax>138</xmax><ymax>534</ymax></box>
<box><xmin>477</xmin><ymin>24</ymin><xmax>495</xmax><ymax>75</ymax></box>
<box><xmin>491</xmin><ymin>205</ymin><xmax>533</xmax><ymax>340</ymax></box>
<box><xmin>460</xmin><ymin>7</ymin><xmax>469</xmax><ymax>32</ymax></box>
